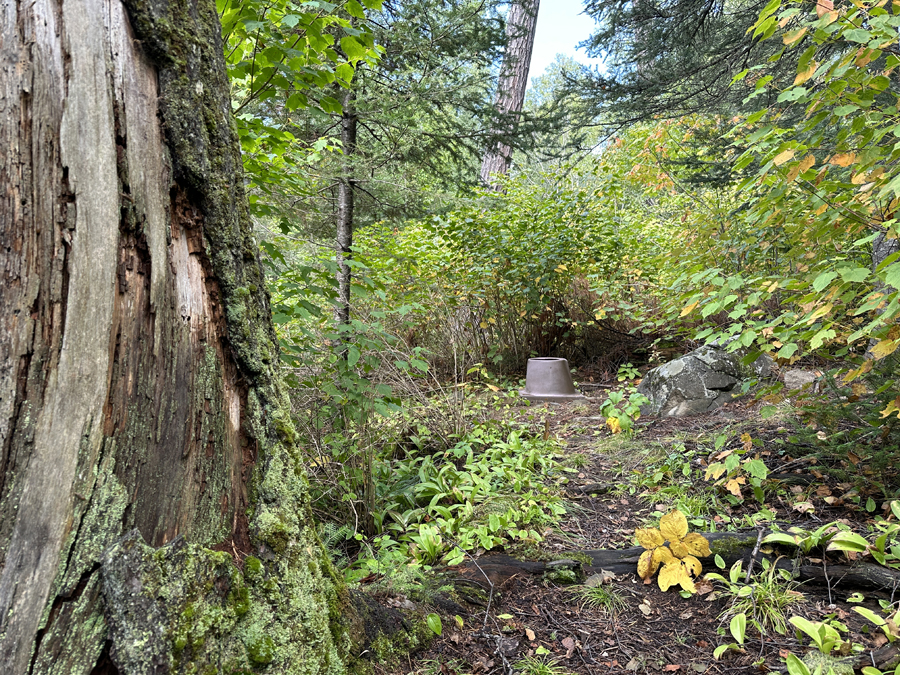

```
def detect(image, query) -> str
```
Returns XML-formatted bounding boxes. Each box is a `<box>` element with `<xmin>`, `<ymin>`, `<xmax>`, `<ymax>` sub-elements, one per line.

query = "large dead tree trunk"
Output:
<box><xmin>0</xmin><ymin>0</ymin><xmax>358</xmax><ymax>672</ymax></box>
<box><xmin>479</xmin><ymin>0</ymin><xmax>540</xmax><ymax>188</ymax></box>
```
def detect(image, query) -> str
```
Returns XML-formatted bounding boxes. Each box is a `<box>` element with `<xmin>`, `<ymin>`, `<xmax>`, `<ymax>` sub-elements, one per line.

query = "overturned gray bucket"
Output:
<box><xmin>519</xmin><ymin>357</ymin><xmax>586</xmax><ymax>402</ymax></box>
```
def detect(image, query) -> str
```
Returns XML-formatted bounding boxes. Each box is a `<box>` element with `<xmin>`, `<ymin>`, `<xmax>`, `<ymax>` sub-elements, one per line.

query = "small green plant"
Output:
<box><xmin>704</xmin><ymin>433</ymin><xmax>769</xmax><ymax>502</ymax></box>
<box><xmin>617</xmin><ymin>362</ymin><xmax>641</xmax><ymax>381</ymax></box>
<box><xmin>713</xmin><ymin>613</ymin><xmax>747</xmax><ymax>659</ymax></box>
<box><xmin>852</xmin><ymin>606</ymin><xmax>900</xmax><ymax>644</ymax></box>
<box><xmin>782</xmin><ymin>616</ymin><xmax>859</xmax><ymax>675</ymax></box>
<box><xmin>634</xmin><ymin>442</ymin><xmax>697</xmax><ymax>488</ymax></box>
<box><xmin>413</xmin><ymin>659</ymin><xmax>470</xmax><ymax>675</ymax></box>
<box><xmin>764</xmin><ymin>520</ymin><xmax>859</xmax><ymax>555</ymax></box>
<box><xmin>599</xmin><ymin>385</ymin><xmax>649</xmax><ymax>434</ymax></box>
<box><xmin>826</xmin><ymin>501</ymin><xmax>900</xmax><ymax>571</ymax></box>
<box><xmin>426</xmin><ymin>613</ymin><xmax>442</xmax><ymax>636</ymax></box>
<box><xmin>636</xmin><ymin>509</ymin><xmax>711</xmax><ymax>593</ymax></box>
<box><xmin>513</xmin><ymin>656</ymin><xmax>575</xmax><ymax>675</ymax></box>
<box><xmin>571</xmin><ymin>584</ymin><xmax>627</xmax><ymax>616</ymax></box>
<box><xmin>409</xmin><ymin>524</ymin><xmax>445</xmax><ymax>565</ymax></box>
<box><xmin>706</xmin><ymin>558</ymin><xmax>803</xmax><ymax>635</ymax></box>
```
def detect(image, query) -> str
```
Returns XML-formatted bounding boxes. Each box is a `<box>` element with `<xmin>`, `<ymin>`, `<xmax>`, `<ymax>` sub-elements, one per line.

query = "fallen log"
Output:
<box><xmin>456</xmin><ymin>529</ymin><xmax>900</xmax><ymax>594</ymax></box>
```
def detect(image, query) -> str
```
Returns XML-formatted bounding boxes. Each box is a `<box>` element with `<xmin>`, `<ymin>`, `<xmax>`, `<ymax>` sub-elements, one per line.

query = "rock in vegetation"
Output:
<box><xmin>637</xmin><ymin>345</ymin><xmax>772</xmax><ymax>417</ymax></box>
<box><xmin>784</xmin><ymin>369</ymin><xmax>818</xmax><ymax>390</ymax></box>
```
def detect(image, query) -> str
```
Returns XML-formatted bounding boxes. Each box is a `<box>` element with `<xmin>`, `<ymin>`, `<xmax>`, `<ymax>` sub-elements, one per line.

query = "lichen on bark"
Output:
<box><xmin>94</xmin><ymin>0</ymin><xmax>361</xmax><ymax>669</ymax></box>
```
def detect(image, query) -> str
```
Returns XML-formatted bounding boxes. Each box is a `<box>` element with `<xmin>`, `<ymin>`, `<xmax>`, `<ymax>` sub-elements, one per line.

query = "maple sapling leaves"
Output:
<box><xmin>636</xmin><ymin>510</ymin><xmax>711</xmax><ymax>593</ymax></box>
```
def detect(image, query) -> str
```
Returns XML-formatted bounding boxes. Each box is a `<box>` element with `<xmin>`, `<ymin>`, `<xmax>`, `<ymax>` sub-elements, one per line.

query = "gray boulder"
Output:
<box><xmin>784</xmin><ymin>369</ymin><xmax>817</xmax><ymax>390</ymax></box>
<box><xmin>637</xmin><ymin>345</ymin><xmax>772</xmax><ymax>417</ymax></box>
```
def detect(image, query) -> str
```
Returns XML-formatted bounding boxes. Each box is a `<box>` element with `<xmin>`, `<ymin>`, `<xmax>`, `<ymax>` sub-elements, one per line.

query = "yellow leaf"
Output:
<box><xmin>816</xmin><ymin>0</ymin><xmax>833</xmax><ymax>17</ymax></box>
<box><xmin>830</xmin><ymin>152</ymin><xmax>857</xmax><ymax>167</ymax></box>
<box><xmin>658</xmin><ymin>561</ymin><xmax>687</xmax><ymax>592</ymax></box>
<box><xmin>679</xmin><ymin>574</ymin><xmax>697</xmax><ymax>594</ymax></box>
<box><xmin>479</xmin><ymin>321</ymin><xmax>488</xmax><ymax>329</ymax></box>
<box><xmin>794</xmin><ymin>62</ymin><xmax>818</xmax><ymax>85</ymax></box>
<box><xmin>852</xmin><ymin>172</ymin><xmax>868</xmax><ymax>185</ymax></box>
<box><xmin>682</xmin><ymin>555</ymin><xmax>702</xmax><ymax>577</ymax></box>
<box><xmin>635</xmin><ymin>528</ymin><xmax>665</xmax><ymax>549</ymax></box>
<box><xmin>652</xmin><ymin>546</ymin><xmax>675</xmax><ymax>567</ymax></box>
<box><xmin>806</xmin><ymin>302</ymin><xmax>833</xmax><ymax>325</ymax></box>
<box><xmin>637</xmin><ymin>549</ymin><xmax>656</xmax><ymax>580</ymax></box>
<box><xmin>741</xmin><ymin>433</ymin><xmax>752</xmax><ymax>452</ymax></box>
<box><xmin>705</xmin><ymin>464</ymin><xmax>727</xmax><ymax>480</ymax></box>
<box><xmin>871</xmin><ymin>339</ymin><xmax>900</xmax><ymax>360</ymax></box>
<box><xmin>485</xmin><ymin>384</ymin><xmax>500</xmax><ymax>392</ymax></box>
<box><xmin>682</xmin><ymin>533</ymin><xmax>712</xmax><ymax>557</ymax></box>
<box><xmin>607</xmin><ymin>416</ymin><xmax>622</xmax><ymax>434</ymax></box>
<box><xmin>773</xmin><ymin>149</ymin><xmax>795</xmax><ymax>166</ymax></box>
<box><xmin>856</xmin><ymin>48</ymin><xmax>877</xmax><ymax>67</ymax></box>
<box><xmin>798</xmin><ymin>154</ymin><xmax>815</xmax><ymax>172</ymax></box>
<box><xmin>881</xmin><ymin>397</ymin><xmax>900</xmax><ymax>419</ymax></box>
<box><xmin>680</xmin><ymin>301</ymin><xmax>700</xmax><ymax>317</ymax></box>
<box><xmin>670</xmin><ymin>540</ymin><xmax>691</xmax><ymax>559</ymax></box>
<box><xmin>725</xmin><ymin>478</ymin><xmax>744</xmax><ymax>498</ymax></box>
<box><xmin>822</xmin><ymin>9</ymin><xmax>838</xmax><ymax>23</ymax></box>
<box><xmin>660</xmin><ymin>510</ymin><xmax>689</xmax><ymax>541</ymax></box>
<box><xmin>783</xmin><ymin>27</ymin><xmax>807</xmax><ymax>45</ymax></box>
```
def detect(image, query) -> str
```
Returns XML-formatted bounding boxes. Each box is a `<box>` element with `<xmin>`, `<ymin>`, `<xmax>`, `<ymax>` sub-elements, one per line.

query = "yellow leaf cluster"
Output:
<box><xmin>794</xmin><ymin>62</ymin><xmax>818</xmax><ymax>86</ymax></box>
<box><xmin>787</xmin><ymin>154</ymin><xmax>816</xmax><ymax>180</ymax></box>
<box><xmin>773</xmin><ymin>149</ymin><xmax>795</xmax><ymax>166</ymax></box>
<box><xmin>871</xmin><ymin>339</ymin><xmax>900</xmax><ymax>360</ymax></box>
<box><xmin>606</xmin><ymin>416</ymin><xmax>622</xmax><ymax>434</ymax></box>
<box><xmin>680</xmin><ymin>301</ymin><xmax>700</xmax><ymax>317</ymax></box>
<box><xmin>635</xmin><ymin>510</ymin><xmax>710</xmax><ymax>594</ymax></box>
<box><xmin>881</xmin><ymin>396</ymin><xmax>900</xmax><ymax>420</ymax></box>
<box><xmin>725</xmin><ymin>476</ymin><xmax>747</xmax><ymax>497</ymax></box>
<box><xmin>830</xmin><ymin>152</ymin><xmax>857</xmax><ymax>167</ymax></box>
<box><xmin>783</xmin><ymin>27</ymin><xmax>807</xmax><ymax>45</ymax></box>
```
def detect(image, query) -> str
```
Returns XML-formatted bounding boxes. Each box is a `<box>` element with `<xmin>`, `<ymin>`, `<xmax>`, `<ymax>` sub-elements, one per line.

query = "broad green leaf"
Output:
<box><xmin>785</xmin><ymin>653</ymin><xmax>811</xmax><ymax>675</ymax></box>
<box><xmin>340</xmin><ymin>35</ymin><xmax>368</xmax><ymax>62</ymax></box>
<box><xmin>827</xmin><ymin>532</ymin><xmax>869</xmax><ymax>552</ymax></box>
<box><xmin>777</xmin><ymin>343</ymin><xmax>799</xmax><ymax>359</ymax></box>
<box><xmin>853</xmin><ymin>606</ymin><xmax>887</xmax><ymax>626</ymax></box>
<box><xmin>347</xmin><ymin>346</ymin><xmax>360</xmax><ymax>367</ymax></box>
<box><xmin>812</xmin><ymin>271</ymin><xmax>838</xmax><ymax>292</ymax></box>
<box><xmin>730</xmin><ymin>613</ymin><xmax>747</xmax><ymax>645</ymax></box>
<box><xmin>426</xmin><ymin>613</ymin><xmax>442</xmax><ymax>636</ymax></box>
<box><xmin>790</xmin><ymin>616</ymin><xmax>824</xmax><ymax>649</ymax></box>
<box><xmin>839</xmin><ymin>267</ymin><xmax>870</xmax><ymax>283</ymax></box>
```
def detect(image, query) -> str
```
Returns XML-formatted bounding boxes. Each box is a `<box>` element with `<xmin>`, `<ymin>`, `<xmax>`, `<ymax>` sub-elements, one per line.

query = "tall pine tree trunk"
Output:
<box><xmin>480</xmin><ymin>0</ymin><xmax>540</xmax><ymax>187</ymax></box>
<box><xmin>0</xmin><ymin>0</ymin><xmax>359</xmax><ymax>671</ymax></box>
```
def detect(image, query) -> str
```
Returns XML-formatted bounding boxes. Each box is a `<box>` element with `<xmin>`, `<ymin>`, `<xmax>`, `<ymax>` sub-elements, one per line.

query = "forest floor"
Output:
<box><xmin>387</xmin><ymin>386</ymin><xmax>900</xmax><ymax>675</ymax></box>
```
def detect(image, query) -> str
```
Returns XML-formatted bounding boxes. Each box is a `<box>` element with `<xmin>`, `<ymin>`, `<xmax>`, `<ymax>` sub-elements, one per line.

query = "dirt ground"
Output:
<box><xmin>381</xmin><ymin>391</ymin><xmax>900</xmax><ymax>675</ymax></box>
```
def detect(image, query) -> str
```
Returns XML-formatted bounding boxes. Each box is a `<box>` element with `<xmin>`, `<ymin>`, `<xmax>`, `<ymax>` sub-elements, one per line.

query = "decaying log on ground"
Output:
<box><xmin>456</xmin><ymin>529</ymin><xmax>900</xmax><ymax>595</ymax></box>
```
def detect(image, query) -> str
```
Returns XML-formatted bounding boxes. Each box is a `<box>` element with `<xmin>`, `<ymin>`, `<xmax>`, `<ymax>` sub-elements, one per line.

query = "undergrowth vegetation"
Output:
<box><xmin>226</xmin><ymin>0</ymin><xmax>900</xmax><ymax>668</ymax></box>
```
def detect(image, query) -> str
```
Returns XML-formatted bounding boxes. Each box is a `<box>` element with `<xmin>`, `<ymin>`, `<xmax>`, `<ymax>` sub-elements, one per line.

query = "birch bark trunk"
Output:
<box><xmin>335</xmin><ymin>89</ymin><xmax>358</xmax><ymax>339</ymax></box>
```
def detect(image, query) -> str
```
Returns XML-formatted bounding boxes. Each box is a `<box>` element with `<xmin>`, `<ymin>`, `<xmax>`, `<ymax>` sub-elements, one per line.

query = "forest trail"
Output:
<box><xmin>397</xmin><ymin>396</ymin><xmax>900</xmax><ymax>675</ymax></box>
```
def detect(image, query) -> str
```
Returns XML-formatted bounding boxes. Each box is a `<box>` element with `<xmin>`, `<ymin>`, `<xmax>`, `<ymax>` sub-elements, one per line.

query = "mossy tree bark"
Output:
<box><xmin>0</xmin><ymin>0</ymin><xmax>355</xmax><ymax>672</ymax></box>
